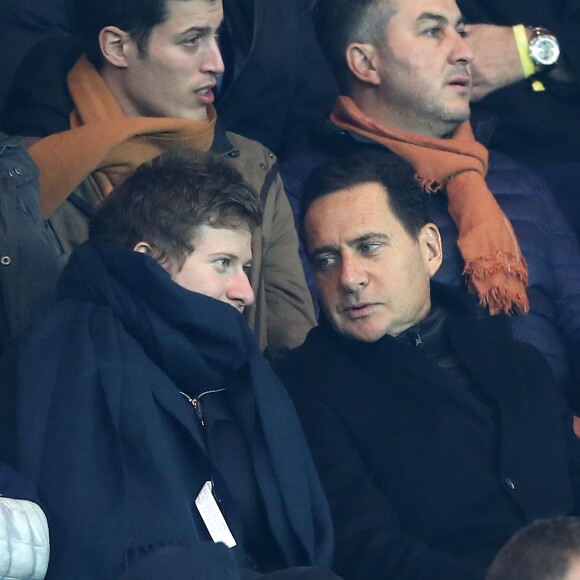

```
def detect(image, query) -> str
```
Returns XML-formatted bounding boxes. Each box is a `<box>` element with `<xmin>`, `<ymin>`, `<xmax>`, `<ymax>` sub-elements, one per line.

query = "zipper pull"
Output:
<box><xmin>180</xmin><ymin>392</ymin><xmax>205</xmax><ymax>426</ymax></box>
<box><xmin>414</xmin><ymin>332</ymin><xmax>423</xmax><ymax>349</ymax></box>
<box><xmin>192</xmin><ymin>397</ymin><xmax>205</xmax><ymax>426</ymax></box>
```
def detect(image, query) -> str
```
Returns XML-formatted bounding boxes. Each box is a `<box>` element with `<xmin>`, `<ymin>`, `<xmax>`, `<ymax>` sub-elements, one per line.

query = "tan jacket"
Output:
<box><xmin>47</xmin><ymin>130</ymin><xmax>315</xmax><ymax>360</ymax></box>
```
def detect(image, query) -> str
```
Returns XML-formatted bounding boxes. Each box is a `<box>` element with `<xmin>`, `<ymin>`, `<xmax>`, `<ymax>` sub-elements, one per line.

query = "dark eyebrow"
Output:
<box><xmin>349</xmin><ymin>233</ymin><xmax>391</xmax><ymax>246</ymax></box>
<box><xmin>310</xmin><ymin>232</ymin><xmax>391</xmax><ymax>258</ymax></box>
<box><xmin>176</xmin><ymin>26</ymin><xmax>212</xmax><ymax>39</ymax></box>
<box><xmin>309</xmin><ymin>244</ymin><xmax>339</xmax><ymax>260</ymax></box>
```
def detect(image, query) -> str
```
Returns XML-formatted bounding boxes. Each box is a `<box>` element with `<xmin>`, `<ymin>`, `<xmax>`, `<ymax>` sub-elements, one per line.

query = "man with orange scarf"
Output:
<box><xmin>281</xmin><ymin>0</ymin><xmax>580</xmax><ymax>411</ymax></box>
<box><xmin>16</xmin><ymin>0</ymin><xmax>316</xmax><ymax>360</ymax></box>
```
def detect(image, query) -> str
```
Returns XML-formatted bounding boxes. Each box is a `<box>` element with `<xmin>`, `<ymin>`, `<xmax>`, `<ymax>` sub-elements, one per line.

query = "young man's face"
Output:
<box><xmin>369</xmin><ymin>0</ymin><xmax>473</xmax><ymax>136</ymax></box>
<box><xmin>168</xmin><ymin>224</ymin><xmax>254</xmax><ymax>312</ymax></box>
<box><xmin>305</xmin><ymin>182</ymin><xmax>441</xmax><ymax>342</ymax></box>
<box><xmin>120</xmin><ymin>0</ymin><xmax>224</xmax><ymax>121</ymax></box>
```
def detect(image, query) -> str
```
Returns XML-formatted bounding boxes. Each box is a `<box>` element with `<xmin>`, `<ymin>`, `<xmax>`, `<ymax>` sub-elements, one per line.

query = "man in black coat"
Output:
<box><xmin>277</xmin><ymin>149</ymin><xmax>580</xmax><ymax>580</ymax></box>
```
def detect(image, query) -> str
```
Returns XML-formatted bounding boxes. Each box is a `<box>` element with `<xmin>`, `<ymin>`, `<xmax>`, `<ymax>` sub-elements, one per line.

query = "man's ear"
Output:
<box><xmin>99</xmin><ymin>26</ymin><xmax>131</xmax><ymax>68</ymax></box>
<box><xmin>418</xmin><ymin>223</ymin><xmax>443</xmax><ymax>278</ymax></box>
<box><xmin>133</xmin><ymin>241</ymin><xmax>152</xmax><ymax>255</ymax></box>
<box><xmin>134</xmin><ymin>242</ymin><xmax>179</xmax><ymax>276</ymax></box>
<box><xmin>345</xmin><ymin>43</ymin><xmax>381</xmax><ymax>86</ymax></box>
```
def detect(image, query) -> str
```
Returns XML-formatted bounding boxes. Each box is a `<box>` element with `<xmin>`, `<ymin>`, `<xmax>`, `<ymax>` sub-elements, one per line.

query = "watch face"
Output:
<box><xmin>530</xmin><ymin>36</ymin><xmax>560</xmax><ymax>66</ymax></box>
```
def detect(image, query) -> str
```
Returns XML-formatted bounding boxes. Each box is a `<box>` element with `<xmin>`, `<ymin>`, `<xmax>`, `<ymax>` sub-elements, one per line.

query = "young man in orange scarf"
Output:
<box><xmin>281</xmin><ymin>0</ymin><xmax>580</xmax><ymax>411</ymax></box>
<box><xmin>10</xmin><ymin>0</ymin><xmax>316</xmax><ymax>361</ymax></box>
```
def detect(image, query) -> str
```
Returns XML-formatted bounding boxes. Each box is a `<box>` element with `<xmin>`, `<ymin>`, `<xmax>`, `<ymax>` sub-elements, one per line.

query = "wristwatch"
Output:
<box><xmin>527</xmin><ymin>27</ymin><xmax>560</xmax><ymax>72</ymax></box>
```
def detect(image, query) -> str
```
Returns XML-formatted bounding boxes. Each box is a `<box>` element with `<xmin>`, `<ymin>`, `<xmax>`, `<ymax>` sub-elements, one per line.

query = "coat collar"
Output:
<box><xmin>312</xmin><ymin>282</ymin><xmax>526</xmax><ymax>459</ymax></box>
<box><xmin>211</xmin><ymin>120</ymin><xmax>237</xmax><ymax>155</ymax></box>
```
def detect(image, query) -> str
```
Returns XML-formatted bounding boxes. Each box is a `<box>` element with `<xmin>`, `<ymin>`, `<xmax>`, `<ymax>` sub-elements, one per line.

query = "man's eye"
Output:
<box><xmin>360</xmin><ymin>243</ymin><xmax>380</xmax><ymax>254</ymax></box>
<box><xmin>215</xmin><ymin>258</ymin><xmax>231</xmax><ymax>269</ymax></box>
<box><xmin>424</xmin><ymin>27</ymin><xmax>442</xmax><ymax>38</ymax></box>
<box><xmin>313</xmin><ymin>256</ymin><xmax>335</xmax><ymax>271</ymax></box>
<box><xmin>182</xmin><ymin>36</ymin><xmax>200</xmax><ymax>48</ymax></box>
<box><xmin>457</xmin><ymin>27</ymin><xmax>467</xmax><ymax>38</ymax></box>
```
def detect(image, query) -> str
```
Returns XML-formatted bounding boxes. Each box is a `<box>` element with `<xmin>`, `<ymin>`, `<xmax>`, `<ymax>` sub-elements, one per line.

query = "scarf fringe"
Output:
<box><xmin>463</xmin><ymin>254</ymin><xmax>529</xmax><ymax>284</ymax></box>
<box><xmin>463</xmin><ymin>253</ymin><xmax>530</xmax><ymax>315</ymax></box>
<box><xmin>415</xmin><ymin>175</ymin><xmax>446</xmax><ymax>194</ymax></box>
<box><xmin>474</xmin><ymin>286</ymin><xmax>530</xmax><ymax>316</ymax></box>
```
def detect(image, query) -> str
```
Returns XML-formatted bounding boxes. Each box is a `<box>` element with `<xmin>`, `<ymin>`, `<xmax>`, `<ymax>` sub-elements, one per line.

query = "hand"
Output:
<box><xmin>464</xmin><ymin>23</ymin><xmax>525</xmax><ymax>101</ymax></box>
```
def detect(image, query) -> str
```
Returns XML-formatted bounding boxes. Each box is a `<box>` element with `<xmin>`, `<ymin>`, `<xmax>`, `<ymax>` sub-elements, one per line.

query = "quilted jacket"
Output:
<box><xmin>0</xmin><ymin>462</ymin><xmax>49</xmax><ymax>579</ymax></box>
<box><xmin>281</xmin><ymin>123</ymin><xmax>580</xmax><ymax>411</ymax></box>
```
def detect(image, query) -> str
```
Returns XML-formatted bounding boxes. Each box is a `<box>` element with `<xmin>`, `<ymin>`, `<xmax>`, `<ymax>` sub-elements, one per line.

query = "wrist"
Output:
<box><xmin>512</xmin><ymin>24</ymin><xmax>536</xmax><ymax>78</ymax></box>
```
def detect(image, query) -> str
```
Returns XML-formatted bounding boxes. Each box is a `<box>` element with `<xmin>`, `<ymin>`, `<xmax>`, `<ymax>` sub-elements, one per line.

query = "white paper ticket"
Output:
<box><xmin>195</xmin><ymin>480</ymin><xmax>237</xmax><ymax>548</ymax></box>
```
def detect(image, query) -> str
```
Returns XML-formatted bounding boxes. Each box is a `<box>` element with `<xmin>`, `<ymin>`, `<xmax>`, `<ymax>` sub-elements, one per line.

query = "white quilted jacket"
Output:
<box><xmin>0</xmin><ymin>498</ymin><xmax>49</xmax><ymax>579</ymax></box>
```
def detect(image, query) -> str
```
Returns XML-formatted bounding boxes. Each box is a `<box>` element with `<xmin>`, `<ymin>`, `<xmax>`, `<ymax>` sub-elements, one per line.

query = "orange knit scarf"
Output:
<box><xmin>29</xmin><ymin>56</ymin><xmax>217</xmax><ymax>217</ymax></box>
<box><xmin>331</xmin><ymin>96</ymin><xmax>529</xmax><ymax>316</ymax></box>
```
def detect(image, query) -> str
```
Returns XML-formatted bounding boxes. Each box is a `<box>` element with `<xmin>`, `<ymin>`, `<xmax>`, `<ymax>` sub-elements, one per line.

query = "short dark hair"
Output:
<box><xmin>486</xmin><ymin>517</ymin><xmax>580</xmax><ymax>580</ymax></box>
<box><xmin>89</xmin><ymin>150</ymin><xmax>262</xmax><ymax>269</ymax></box>
<box><xmin>300</xmin><ymin>149</ymin><xmax>429</xmax><ymax>249</ymax></box>
<box><xmin>314</xmin><ymin>0</ymin><xmax>396</xmax><ymax>92</ymax></box>
<box><xmin>75</xmin><ymin>0</ymin><xmax>220</xmax><ymax>69</ymax></box>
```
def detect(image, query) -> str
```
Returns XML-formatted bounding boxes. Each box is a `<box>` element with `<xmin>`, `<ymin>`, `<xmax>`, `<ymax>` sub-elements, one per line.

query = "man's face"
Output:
<box><xmin>305</xmin><ymin>182</ymin><xmax>441</xmax><ymax>341</ymax></box>
<box><xmin>366</xmin><ymin>0</ymin><xmax>473</xmax><ymax>136</ymax></box>
<box><xmin>168</xmin><ymin>224</ymin><xmax>254</xmax><ymax>313</ymax></box>
<box><xmin>565</xmin><ymin>557</ymin><xmax>580</xmax><ymax>580</ymax></box>
<box><xmin>120</xmin><ymin>0</ymin><xmax>224</xmax><ymax>121</ymax></box>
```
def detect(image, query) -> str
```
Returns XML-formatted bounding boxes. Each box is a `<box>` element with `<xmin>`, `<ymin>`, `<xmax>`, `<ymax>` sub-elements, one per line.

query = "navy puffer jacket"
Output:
<box><xmin>281</xmin><ymin>125</ymin><xmax>580</xmax><ymax>412</ymax></box>
<box><xmin>431</xmin><ymin>150</ymin><xmax>580</xmax><ymax>406</ymax></box>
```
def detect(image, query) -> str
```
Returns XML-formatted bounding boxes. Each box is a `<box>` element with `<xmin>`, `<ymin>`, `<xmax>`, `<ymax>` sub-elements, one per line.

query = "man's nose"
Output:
<box><xmin>204</xmin><ymin>37</ymin><xmax>226</xmax><ymax>75</ymax></box>
<box><xmin>450</xmin><ymin>31</ymin><xmax>474</xmax><ymax>65</ymax></box>
<box><xmin>228</xmin><ymin>270</ymin><xmax>255</xmax><ymax>309</ymax></box>
<box><xmin>339</xmin><ymin>254</ymin><xmax>368</xmax><ymax>292</ymax></box>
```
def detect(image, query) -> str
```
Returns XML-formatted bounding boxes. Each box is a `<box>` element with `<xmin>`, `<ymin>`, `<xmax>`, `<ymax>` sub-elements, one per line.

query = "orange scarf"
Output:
<box><xmin>331</xmin><ymin>96</ymin><xmax>529</xmax><ymax>316</ymax></box>
<box><xmin>29</xmin><ymin>56</ymin><xmax>216</xmax><ymax>217</ymax></box>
